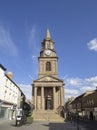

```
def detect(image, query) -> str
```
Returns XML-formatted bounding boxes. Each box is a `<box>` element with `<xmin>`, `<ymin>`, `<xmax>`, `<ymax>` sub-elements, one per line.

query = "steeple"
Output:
<box><xmin>45</xmin><ymin>28</ymin><xmax>51</xmax><ymax>40</ymax></box>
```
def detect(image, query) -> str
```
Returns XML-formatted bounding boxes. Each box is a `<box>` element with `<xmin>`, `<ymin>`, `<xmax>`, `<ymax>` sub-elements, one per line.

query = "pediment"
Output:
<box><xmin>34</xmin><ymin>75</ymin><xmax>63</xmax><ymax>82</ymax></box>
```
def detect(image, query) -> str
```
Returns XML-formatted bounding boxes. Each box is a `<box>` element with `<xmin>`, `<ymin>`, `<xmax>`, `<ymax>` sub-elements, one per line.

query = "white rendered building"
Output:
<box><xmin>0</xmin><ymin>64</ymin><xmax>25</xmax><ymax>120</ymax></box>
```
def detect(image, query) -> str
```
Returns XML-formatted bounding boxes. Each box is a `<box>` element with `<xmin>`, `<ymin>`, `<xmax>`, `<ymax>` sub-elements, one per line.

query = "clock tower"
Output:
<box><xmin>32</xmin><ymin>29</ymin><xmax>65</xmax><ymax>112</ymax></box>
<box><xmin>38</xmin><ymin>28</ymin><xmax>58</xmax><ymax>78</ymax></box>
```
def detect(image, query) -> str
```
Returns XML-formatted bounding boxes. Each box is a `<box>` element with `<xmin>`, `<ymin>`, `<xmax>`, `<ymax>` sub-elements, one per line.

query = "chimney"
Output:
<box><xmin>7</xmin><ymin>72</ymin><xmax>13</xmax><ymax>80</ymax></box>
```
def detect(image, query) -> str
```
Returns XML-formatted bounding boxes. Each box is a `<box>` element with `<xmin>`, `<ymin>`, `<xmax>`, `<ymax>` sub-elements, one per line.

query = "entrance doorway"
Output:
<box><xmin>45</xmin><ymin>97</ymin><xmax>53</xmax><ymax>110</ymax></box>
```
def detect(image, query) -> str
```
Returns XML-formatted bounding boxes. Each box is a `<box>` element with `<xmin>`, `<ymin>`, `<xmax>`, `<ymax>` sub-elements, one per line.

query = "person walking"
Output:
<box><xmin>89</xmin><ymin>111</ymin><xmax>93</xmax><ymax>120</ymax></box>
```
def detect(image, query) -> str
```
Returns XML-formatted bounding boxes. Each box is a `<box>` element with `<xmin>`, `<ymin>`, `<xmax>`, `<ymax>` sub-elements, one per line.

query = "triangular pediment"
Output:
<box><xmin>34</xmin><ymin>75</ymin><xmax>63</xmax><ymax>82</ymax></box>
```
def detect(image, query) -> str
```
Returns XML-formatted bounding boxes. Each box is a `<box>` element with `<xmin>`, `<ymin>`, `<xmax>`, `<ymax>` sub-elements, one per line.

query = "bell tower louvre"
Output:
<box><xmin>32</xmin><ymin>29</ymin><xmax>65</xmax><ymax>111</ymax></box>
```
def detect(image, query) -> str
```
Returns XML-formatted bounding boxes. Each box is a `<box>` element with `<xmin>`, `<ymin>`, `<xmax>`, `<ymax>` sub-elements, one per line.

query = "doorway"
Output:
<box><xmin>45</xmin><ymin>97</ymin><xmax>53</xmax><ymax>110</ymax></box>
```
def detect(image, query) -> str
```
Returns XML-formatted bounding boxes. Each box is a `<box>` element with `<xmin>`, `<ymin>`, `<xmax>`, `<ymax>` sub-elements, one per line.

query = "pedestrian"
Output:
<box><xmin>89</xmin><ymin>111</ymin><xmax>93</xmax><ymax>120</ymax></box>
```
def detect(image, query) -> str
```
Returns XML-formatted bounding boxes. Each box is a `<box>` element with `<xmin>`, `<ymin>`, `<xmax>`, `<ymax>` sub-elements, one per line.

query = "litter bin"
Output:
<box><xmin>15</xmin><ymin>108</ymin><xmax>23</xmax><ymax>126</ymax></box>
<box><xmin>16</xmin><ymin>116</ymin><xmax>22</xmax><ymax>126</ymax></box>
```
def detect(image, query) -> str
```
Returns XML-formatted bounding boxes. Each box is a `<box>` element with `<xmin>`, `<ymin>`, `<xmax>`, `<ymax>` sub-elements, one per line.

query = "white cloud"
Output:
<box><xmin>28</xmin><ymin>25</ymin><xmax>40</xmax><ymax>52</ymax></box>
<box><xmin>65</xmin><ymin>78</ymin><xmax>82</xmax><ymax>87</ymax></box>
<box><xmin>28</xmin><ymin>74</ymin><xmax>33</xmax><ymax>80</ymax></box>
<box><xmin>69</xmin><ymin>79</ymin><xmax>80</xmax><ymax>86</ymax></box>
<box><xmin>85</xmin><ymin>76</ymin><xmax>97</xmax><ymax>83</ymax></box>
<box><xmin>27</xmin><ymin>24</ymin><xmax>40</xmax><ymax>62</ymax></box>
<box><xmin>28</xmin><ymin>25</ymin><xmax>37</xmax><ymax>46</ymax></box>
<box><xmin>87</xmin><ymin>38</ymin><xmax>97</xmax><ymax>51</ymax></box>
<box><xmin>0</xmin><ymin>24</ymin><xmax>18</xmax><ymax>56</ymax></box>
<box><xmin>32</xmin><ymin>55</ymin><xmax>37</xmax><ymax>62</ymax></box>
<box><xmin>80</xmin><ymin>86</ymin><xmax>95</xmax><ymax>92</ymax></box>
<box><xmin>85</xmin><ymin>76</ymin><xmax>97</xmax><ymax>88</ymax></box>
<box><xmin>19</xmin><ymin>84</ymin><xmax>32</xmax><ymax>100</ymax></box>
<box><xmin>64</xmin><ymin>76</ymin><xmax>97</xmax><ymax>100</ymax></box>
<box><xmin>65</xmin><ymin>88</ymin><xmax>79</xmax><ymax>96</ymax></box>
<box><xmin>65</xmin><ymin>88</ymin><xmax>79</xmax><ymax>101</ymax></box>
<box><xmin>65</xmin><ymin>89</ymin><xmax>79</xmax><ymax>95</ymax></box>
<box><xmin>32</xmin><ymin>55</ymin><xmax>37</xmax><ymax>58</ymax></box>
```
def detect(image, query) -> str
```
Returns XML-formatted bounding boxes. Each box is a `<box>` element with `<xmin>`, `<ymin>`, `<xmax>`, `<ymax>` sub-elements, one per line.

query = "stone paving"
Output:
<box><xmin>0</xmin><ymin>120</ymin><xmax>87</xmax><ymax>130</ymax></box>
<box><xmin>21</xmin><ymin>121</ymin><xmax>85</xmax><ymax>130</ymax></box>
<box><xmin>1</xmin><ymin>117</ymin><xmax>97</xmax><ymax>130</ymax></box>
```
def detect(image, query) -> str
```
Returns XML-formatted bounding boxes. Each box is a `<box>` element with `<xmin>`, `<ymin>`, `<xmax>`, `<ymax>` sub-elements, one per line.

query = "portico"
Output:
<box><xmin>32</xmin><ymin>76</ymin><xmax>64</xmax><ymax>110</ymax></box>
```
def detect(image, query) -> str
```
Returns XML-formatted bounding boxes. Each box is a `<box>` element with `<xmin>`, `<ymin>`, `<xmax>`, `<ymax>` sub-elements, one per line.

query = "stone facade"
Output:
<box><xmin>67</xmin><ymin>90</ymin><xmax>97</xmax><ymax>120</ymax></box>
<box><xmin>32</xmin><ymin>29</ymin><xmax>65</xmax><ymax>111</ymax></box>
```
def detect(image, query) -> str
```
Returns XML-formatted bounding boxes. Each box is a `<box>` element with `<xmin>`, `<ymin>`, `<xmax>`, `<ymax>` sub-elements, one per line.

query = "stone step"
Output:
<box><xmin>33</xmin><ymin>110</ymin><xmax>64</xmax><ymax>122</ymax></box>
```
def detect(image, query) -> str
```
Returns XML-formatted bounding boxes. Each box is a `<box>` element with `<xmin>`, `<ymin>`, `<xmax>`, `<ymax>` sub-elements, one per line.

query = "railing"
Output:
<box><xmin>56</xmin><ymin>106</ymin><xmax>64</xmax><ymax>118</ymax></box>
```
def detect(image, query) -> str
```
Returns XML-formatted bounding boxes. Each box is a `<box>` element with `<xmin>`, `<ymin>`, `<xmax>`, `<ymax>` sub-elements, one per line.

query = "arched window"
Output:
<box><xmin>46</xmin><ymin>62</ymin><xmax>51</xmax><ymax>71</ymax></box>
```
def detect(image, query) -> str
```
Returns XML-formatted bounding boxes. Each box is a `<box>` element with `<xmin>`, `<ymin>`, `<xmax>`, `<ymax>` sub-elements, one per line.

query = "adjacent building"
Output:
<box><xmin>66</xmin><ymin>89</ymin><xmax>97</xmax><ymax>120</ymax></box>
<box><xmin>0</xmin><ymin>64</ymin><xmax>25</xmax><ymax>120</ymax></box>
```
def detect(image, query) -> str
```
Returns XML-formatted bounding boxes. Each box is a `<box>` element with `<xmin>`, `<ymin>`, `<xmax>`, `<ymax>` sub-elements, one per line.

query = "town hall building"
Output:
<box><xmin>32</xmin><ymin>29</ymin><xmax>65</xmax><ymax>111</ymax></box>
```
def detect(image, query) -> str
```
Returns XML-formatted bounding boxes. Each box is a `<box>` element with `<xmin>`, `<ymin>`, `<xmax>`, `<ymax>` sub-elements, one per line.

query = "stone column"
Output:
<box><xmin>60</xmin><ymin>86</ymin><xmax>62</xmax><ymax>106</ymax></box>
<box><xmin>60</xmin><ymin>86</ymin><xmax>64</xmax><ymax>106</ymax></box>
<box><xmin>53</xmin><ymin>86</ymin><xmax>56</xmax><ymax>110</ymax></box>
<box><xmin>62</xmin><ymin>85</ymin><xmax>65</xmax><ymax>105</ymax></box>
<box><xmin>32</xmin><ymin>84</ymin><xmax>34</xmax><ymax>105</ymax></box>
<box><xmin>41</xmin><ymin>86</ymin><xmax>44</xmax><ymax>110</ymax></box>
<box><xmin>58</xmin><ymin>87</ymin><xmax>60</xmax><ymax>106</ymax></box>
<box><xmin>34</xmin><ymin>86</ymin><xmax>37</xmax><ymax>110</ymax></box>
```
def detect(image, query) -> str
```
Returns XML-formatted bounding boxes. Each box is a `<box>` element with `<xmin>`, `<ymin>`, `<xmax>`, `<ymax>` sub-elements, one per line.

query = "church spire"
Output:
<box><xmin>45</xmin><ymin>28</ymin><xmax>51</xmax><ymax>39</ymax></box>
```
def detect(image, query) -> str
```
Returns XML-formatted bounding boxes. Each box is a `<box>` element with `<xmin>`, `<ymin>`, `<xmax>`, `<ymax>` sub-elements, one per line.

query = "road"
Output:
<box><xmin>79</xmin><ymin>119</ymin><xmax>97</xmax><ymax>130</ymax></box>
<box><xmin>69</xmin><ymin>119</ymin><xmax>97</xmax><ymax>130</ymax></box>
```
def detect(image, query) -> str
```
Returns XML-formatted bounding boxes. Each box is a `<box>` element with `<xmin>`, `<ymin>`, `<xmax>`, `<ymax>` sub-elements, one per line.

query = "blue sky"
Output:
<box><xmin>0</xmin><ymin>0</ymin><xmax>97</xmax><ymax>100</ymax></box>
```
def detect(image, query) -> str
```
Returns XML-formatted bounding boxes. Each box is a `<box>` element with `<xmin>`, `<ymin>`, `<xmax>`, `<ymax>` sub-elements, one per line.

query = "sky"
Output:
<box><xmin>0</xmin><ymin>0</ymin><xmax>97</xmax><ymax>101</ymax></box>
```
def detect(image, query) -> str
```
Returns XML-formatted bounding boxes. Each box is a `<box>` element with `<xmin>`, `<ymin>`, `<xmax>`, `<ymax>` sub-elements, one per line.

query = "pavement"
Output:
<box><xmin>0</xmin><ymin>119</ymin><xmax>89</xmax><ymax>130</ymax></box>
<box><xmin>0</xmin><ymin>121</ymin><xmax>86</xmax><ymax>130</ymax></box>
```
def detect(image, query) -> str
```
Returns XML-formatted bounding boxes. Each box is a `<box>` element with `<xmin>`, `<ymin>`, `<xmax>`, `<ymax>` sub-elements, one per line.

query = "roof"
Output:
<box><xmin>34</xmin><ymin>75</ymin><xmax>64</xmax><ymax>82</ymax></box>
<box><xmin>45</xmin><ymin>28</ymin><xmax>51</xmax><ymax>39</ymax></box>
<box><xmin>70</xmin><ymin>90</ymin><xmax>95</xmax><ymax>104</ymax></box>
<box><xmin>0</xmin><ymin>64</ymin><xmax>6</xmax><ymax>71</ymax></box>
<box><xmin>5</xmin><ymin>74</ymin><xmax>25</xmax><ymax>96</ymax></box>
<box><xmin>83</xmin><ymin>91</ymin><xmax>95</xmax><ymax>97</ymax></box>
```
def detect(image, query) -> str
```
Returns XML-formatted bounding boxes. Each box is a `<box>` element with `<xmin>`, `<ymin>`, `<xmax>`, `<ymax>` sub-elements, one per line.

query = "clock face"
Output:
<box><xmin>45</xmin><ymin>50</ymin><xmax>51</xmax><ymax>56</ymax></box>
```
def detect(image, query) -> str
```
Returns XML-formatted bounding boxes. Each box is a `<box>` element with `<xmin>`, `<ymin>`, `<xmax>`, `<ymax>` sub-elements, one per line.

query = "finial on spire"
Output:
<box><xmin>46</xmin><ymin>28</ymin><xmax>51</xmax><ymax>39</ymax></box>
